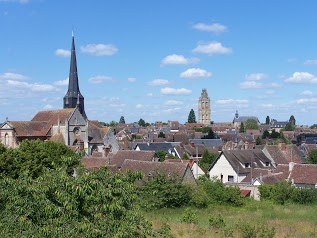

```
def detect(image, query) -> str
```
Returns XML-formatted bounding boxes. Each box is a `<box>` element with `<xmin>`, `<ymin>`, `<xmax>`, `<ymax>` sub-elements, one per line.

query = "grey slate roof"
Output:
<box><xmin>233</xmin><ymin>116</ymin><xmax>259</xmax><ymax>123</ymax></box>
<box><xmin>134</xmin><ymin>142</ymin><xmax>179</xmax><ymax>153</ymax></box>
<box><xmin>209</xmin><ymin>149</ymin><xmax>274</xmax><ymax>174</ymax></box>
<box><xmin>189</xmin><ymin>139</ymin><xmax>223</xmax><ymax>148</ymax></box>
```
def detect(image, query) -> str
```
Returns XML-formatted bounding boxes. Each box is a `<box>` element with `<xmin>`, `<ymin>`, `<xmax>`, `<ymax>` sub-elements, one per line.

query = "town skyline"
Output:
<box><xmin>1</xmin><ymin>1</ymin><xmax>317</xmax><ymax>125</ymax></box>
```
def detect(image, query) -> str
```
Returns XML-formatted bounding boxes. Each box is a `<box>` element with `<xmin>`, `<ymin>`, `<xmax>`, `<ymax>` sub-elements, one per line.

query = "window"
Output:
<box><xmin>4</xmin><ymin>133</ymin><xmax>9</xmax><ymax>146</ymax></box>
<box><xmin>228</xmin><ymin>175</ymin><xmax>234</xmax><ymax>182</ymax></box>
<box><xmin>265</xmin><ymin>162</ymin><xmax>270</xmax><ymax>167</ymax></box>
<box><xmin>245</xmin><ymin>163</ymin><xmax>250</xmax><ymax>168</ymax></box>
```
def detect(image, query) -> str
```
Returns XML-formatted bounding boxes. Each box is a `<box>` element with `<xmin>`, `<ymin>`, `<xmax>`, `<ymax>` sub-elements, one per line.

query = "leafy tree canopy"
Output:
<box><xmin>244</xmin><ymin>119</ymin><xmax>258</xmax><ymax>130</ymax></box>
<box><xmin>200</xmin><ymin>150</ymin><xmax>218</xmax><ymax>171</ymax></box>
<box><xmin>119</xmin><ymin>116</ymin><xmax>126</xmax><ymax>124</ymax></box>
<box><xmin>266</xmin><ymin>116</ymin><xmax>270</xmax><ymax>125</ymax></box>
<box><xmin>239</xmin><ymin>122</ymin><xmax>245</xmax><ymax>133</ymax></box>
<box><xmin>307</xmin><ymin>149</ymin><xmax>317</xmax><ymax>164</ymax></box>
<box><xmin>0</xmin><ymin>139</ymin><xmax>80</xmax><ymax>179</ymax></box>
<box><xmin>284</xmin><ymin>122</ymin><xmax>295</xmax><ymax>131</ymax></box>
<box><xmin>187</xmin><ymin>109</ymin><xmax>197</xmax><ymax>123</ymax></box>
<box><xmin>202</xmin><ymin>128</ymin><xmax>216</xmax><ymax>139</ymax></box>
<box><xmin>138</xmin><ymin>118</ymin><xmax>146</xmax><ymax>127</ymax></box>
<box><xmin>289</xmin><ymin>115</ymin><xmax>296</xmax><ymax>126</ymax></box>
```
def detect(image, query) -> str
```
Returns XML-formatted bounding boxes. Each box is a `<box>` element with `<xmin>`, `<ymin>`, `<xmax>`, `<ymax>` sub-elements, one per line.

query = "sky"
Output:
<box><xmin>1</xmin><ymin>0</ymin><xmax>317</xmax><ymax>126</ymax></box>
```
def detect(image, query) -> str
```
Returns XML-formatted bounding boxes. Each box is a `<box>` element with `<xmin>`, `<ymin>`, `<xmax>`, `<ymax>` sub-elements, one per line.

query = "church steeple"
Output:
<box><xmin>63</xmin><ymin>32</ymin><xmax>86</xmax><ymax>117</ymax></box>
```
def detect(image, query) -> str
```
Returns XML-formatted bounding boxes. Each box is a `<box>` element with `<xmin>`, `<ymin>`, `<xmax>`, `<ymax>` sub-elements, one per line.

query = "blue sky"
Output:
<box><xmin>1</xmin><ymin>0</ymin><xmax>317</xmax><ymax>125</ymax></box>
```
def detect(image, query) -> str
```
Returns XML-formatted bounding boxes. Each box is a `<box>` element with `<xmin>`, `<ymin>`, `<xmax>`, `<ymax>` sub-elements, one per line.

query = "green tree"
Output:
<box><xmin>307</xmin><ymin>149</ymin><xmax>317</xmax><ymax>164</ymax></box>
<box><xmin>310</xmin><ymin>124</ymin><xmax>317</xmax><ymax>129</ymax></box>
<box><xmin>200</xmin><ymin>150</ymin><xmax>218</xmax><ymax>171</ymax></box>
<box><xmin>270</xmin><ymin>129</ymin><xmax>280</xmax><ymax>139</ymax></box>
<box><xmin>202</xmin><ymin>128</ymin><xmax>216</xmax><ymax>139</ymax></box>
<box><xmin>266</xmin><ymin>116</ymin><xmax>270</xmax><ymax>125</ymax></box>
<box><xmin>187</xmin><ymin>109</ymin><xmax>197</xmax><ymax>123</ymax></box>
<box><xmin>0</xmin><ymin>167</ymin><xmax>153</xmax><ymax>237</ymax></box>
<box><xmin>138</xmin><ymin>118</ymin><xmax>146</xmax><ymax>127</ymax></box>
<box><xmin>0</xmin><ymin>139</ymin><xmax>80</xmax><ymax>179</ymax></box>
<box><xmin>262</xmin><ymin>130</ymin><xmax>270</xmax><ymax>139</ymax></box>
<box><xmin>239</xmin><ymin>122</ymin><xmax>245</xmax><ymax>133</ymax></box>
<box><xmin>109</xmin><ymin>120</ymin><xmax>118</xmax><ymax>127</ymax></box>
<box><xmin>244</xmin><ymin>119</ymin><xmax>259</xmax><ymax>130</ymax></box>
<box><xmin>256</xmin><ymin>136</ymin><xmax>262</xmax><ymax>145</ymax></box>
<box><xmin>158</xmin><ymin>131</ymin><xmax>165</xmax><ymax>138</ymax></box>
<box><xmin>284</xmin><ymin>122</ymin><xmax>295</xmax><ymax>131</ymax></box>
<box><xmin>289</xmin><ymin>115</ymin><xmax>296</xmax><ymax>126</ymax></box>
<box><xmin>156</xmin><ymin>150</ymin><xmax>168</xmax><ymax>161</ymax></box>
<box><xmin>119</xmin><ymin>116</ymin><xmax>126</xmax><ymax>124</ymax></box>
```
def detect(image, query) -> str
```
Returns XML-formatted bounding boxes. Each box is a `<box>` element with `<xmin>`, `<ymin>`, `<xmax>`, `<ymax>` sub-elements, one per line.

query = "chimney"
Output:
<box><xmin>289</xmin><ymin>162</ymin><xmax>295</xmax><ymax>172</ymax></box>
<box><xmin>279</xmin><ymin>143</ymin><xmax>286</xmax><ymax>151</ymax></box>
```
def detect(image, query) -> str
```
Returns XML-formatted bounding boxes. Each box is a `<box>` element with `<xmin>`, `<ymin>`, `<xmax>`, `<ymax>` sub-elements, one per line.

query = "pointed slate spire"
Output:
<box><xmin>63</xmin><ymin>32</ymin><xmax>86</xmax><ymax>117</ymax></box>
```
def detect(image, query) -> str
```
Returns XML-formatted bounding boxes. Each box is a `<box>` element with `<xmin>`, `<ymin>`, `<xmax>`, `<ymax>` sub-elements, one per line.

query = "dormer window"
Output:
<box><xmin>245</xmin><ymin>163</ymin><xmax>250</xmax><ymax>168</ymax></box>
<box><xmin>265</xmin><ymin>162</ymin><xmax>270</xmax><ymax>167</ymax></box>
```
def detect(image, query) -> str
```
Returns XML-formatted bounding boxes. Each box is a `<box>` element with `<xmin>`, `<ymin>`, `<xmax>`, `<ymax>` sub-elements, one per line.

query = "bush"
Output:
<box><xmin>208</xmin><ymin>213</ymin><xmax>226</xmax><ymax>228</ymax></box>
<box><xmin>138</xmin><ymin>172</ymin><xmax>192</xmax><ymax>209</ymax></box>
<box><xmin>181</xmin><ymin>208</ymin><xmax>198</xmax><ymax>224</ymax></box>
<box><xmin>190</xmin><ymin>186</ymin><xmax>209</xmax><ymax>208</ymax></box>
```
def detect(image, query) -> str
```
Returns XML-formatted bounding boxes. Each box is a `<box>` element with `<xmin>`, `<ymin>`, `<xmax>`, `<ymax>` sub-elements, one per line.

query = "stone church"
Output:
<box><xmin>198</xmin><ymin>88</ymin><xmax>211</xmax><ymax>125</ymax></box>
<box><xmin>0</xmin><ymin>33</ymin><xmax>119</xmax><ymax>155</ymax></box>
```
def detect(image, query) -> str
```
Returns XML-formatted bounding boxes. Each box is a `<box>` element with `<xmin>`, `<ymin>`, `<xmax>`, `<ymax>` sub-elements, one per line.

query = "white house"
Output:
<box><xmin>208</xmin><ymin>149</ymin><xmax>274</xmax><ymax>183</ymax></box>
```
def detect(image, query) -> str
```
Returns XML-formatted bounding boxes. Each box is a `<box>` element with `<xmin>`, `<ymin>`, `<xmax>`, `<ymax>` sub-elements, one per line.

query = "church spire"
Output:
<box><xmin>63</xmin><ymin>32</ymin><xmax>86</xmax><ymax>117</ymax></box>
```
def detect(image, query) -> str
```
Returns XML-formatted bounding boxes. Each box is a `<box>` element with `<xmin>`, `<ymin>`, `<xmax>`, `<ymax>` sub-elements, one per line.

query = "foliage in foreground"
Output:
<box><xmin>0</xmin><ymin>167</ymin><xmax>154</xmax><ymax>237</ymax></box>
<box><xmin>259</xmin><ymin>181</ymin><xmax>317</xmax><ymax>205</ymax></box>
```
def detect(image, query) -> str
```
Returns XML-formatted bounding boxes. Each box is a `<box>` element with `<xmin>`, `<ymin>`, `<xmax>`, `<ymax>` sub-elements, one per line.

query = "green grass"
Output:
<box><xmin>143</xmin><ymin>199</ymin><xmax>317</xmax><ymax>238</ymax></box>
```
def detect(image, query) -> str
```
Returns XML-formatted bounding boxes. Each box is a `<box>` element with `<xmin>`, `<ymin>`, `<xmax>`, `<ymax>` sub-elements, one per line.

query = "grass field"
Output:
<box><xmin>144</xmin><ymin>199</ymin><xmax>317</xmax><ymax>238</ymax></box>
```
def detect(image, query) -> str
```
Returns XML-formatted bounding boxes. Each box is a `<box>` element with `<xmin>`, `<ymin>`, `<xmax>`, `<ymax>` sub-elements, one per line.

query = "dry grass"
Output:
<box><xmin>144</xmin><ymin>200</ymin><xmax>317</xmax><ymax>238</ymax></box>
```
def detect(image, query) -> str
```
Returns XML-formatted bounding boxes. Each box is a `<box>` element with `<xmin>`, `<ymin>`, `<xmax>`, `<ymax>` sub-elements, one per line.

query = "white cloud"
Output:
<box><xmin>269</xmin><ymin>83</ymin><xmax>281</xmax><ymax>88</ymax></box>
<box><xmin>180</xmin><ymin>68</ymin><xmax>212</xmax><ymax>79</ymax></box>
<box><xmin>55</xmin><ymin>49</ymin><xmax>71</xmax><ymax>57</ymax></box>
<box><xmin>300</xmin><ymin>90</ymin><xmax>313</xmax><ymax>96</ymax></box>
<box><xmin>192</xmin><ymin>41</ymin><xmax>232</xmax><ymax>55</ymax></box>
<box><xmin>304</xmin><ymin>60</ymin><xmax>317</xmax><ymax>65</ymax></box>
<box><xmin>148</xmin><ymin>79</ymin><xmax>170</xmax><ymax>86</ymax></box>
<box><xmin>43</xmin><ymin>104</ymin><xmax>53</xmax><ymax>110</ymax></box>
<box><xmin>265</xmin><ymin>90</ymin><xmax>275</xmax><ymax>95</ymax></box>
<box><xmin>164</xmin><ymin>107</ymin><xmax>181</xmax><ymax>113</ymax></box>
<box><xmin>88</xmin><ymin>76</ymin><xmax>115</xmax><ymax>84</ymax></box>
<box><xmin>260</xmin><ymin>104</ymin><xmax>274</xmax><ymax>108</ymax></box>
<box><xmin>165</xmin><ymin>100</ymin><xmax>183</xmax><ymax>105</ymax></box>
<box><xmin>161</xmin><ymin>87</ymin><xmax>192</xmax><ymax>95</ymax></box>
<box><xmin>136</xmin><ymin>104</ymin><xmax>144</xmax><ymax>109</ymax></box>
<box><xmin>160</xmin><ymin>54</ymin><xmax>199</xmax><ymax>66</ymax></box>
<box><xmin>146</xmin><ymin>93</ymin><xmax>153</xmax><ymax>97</ymax></box>
<box><xmin>296</xmin><ymin>98</ymin><xmax>317</xmax><ymax>104</ymax></box>
<box><xmin>54</xmin><ymin>78</ymin><xmax>68</xmax><ymax>86</ymax></box>
<box><xmin>285</xmin><ymin>72</ymin><xmax>317</xmax><ymax>84</ymax></box>
<box><xmin>193</xmin><ymin>22</ymin><xmax>227</xmax><ymax>34</ymax></box>
<box><xmin>0</xmin><ymin>72</ymin><xmax>29</xmax><ymax>80</ymax></box>
<box><xmin>7</xmin><ymin>80</ymin><xmax>55</xmax><ymax>92</ymax></box>
<box><xmin>245</xmin><ymin>73</ymin><xmax>267</xmax><ymax>81</ymax></box>
<box><xmin>128</xmin><ymin>77</ymin><xmax>136</xmax><ymax>83</ymax></box>
<box><xmin>0</xmin><ymin>0</ymin><xmax>29</xmax><ymax>3</ymax></box>
<box><xmin>240</xmin><ymin>81</ymin><xmax>263</xmax><ymax>89</ymax></box>
<box><xmin>80</xmin><ymin>44</ymin><xmax>118</xmax><ymax>56</ymax></box>
<box><xmin>216</xmin><ymin>99</ymin><xmax>248</xmax><ymax>105</ymax></box>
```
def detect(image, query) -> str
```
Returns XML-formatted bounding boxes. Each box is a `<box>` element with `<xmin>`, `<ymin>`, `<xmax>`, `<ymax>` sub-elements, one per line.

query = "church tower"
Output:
<box><xmin>198</xmin><ymin>89</ymin><xmax>210</xmax><ymax>125</ymax></box>
<box><xmin>63</xmin><ymin>32</ymin><xmax>86</xmax><ymax>118</ymax></box>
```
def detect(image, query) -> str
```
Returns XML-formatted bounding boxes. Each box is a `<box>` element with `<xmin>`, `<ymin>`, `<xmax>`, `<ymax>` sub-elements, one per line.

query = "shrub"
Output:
<box><xmin>190</xmin><ymin>186</ymin><xmax>209</xmax><ymax>208</ymax></box>
<box><xmin>181</xmin><ymin>208</ymin><xmax>198</xmax><ymax>224</ymax></box>
<box><xmin>155</xmin><ymin>222</ymin><xmax>174</xmax><ymax>238</ymax></box>
<box><xmin>208</xmin><ymin>213</ymin><xmax>226</xmax><ymax>229</ymax></box>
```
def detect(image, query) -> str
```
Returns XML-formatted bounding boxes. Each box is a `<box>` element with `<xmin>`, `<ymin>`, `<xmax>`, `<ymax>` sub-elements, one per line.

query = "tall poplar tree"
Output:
<box><xmin>188</xmin><ymin>109</ymin><xmax>197</xmax><ymax>123</ymax></box>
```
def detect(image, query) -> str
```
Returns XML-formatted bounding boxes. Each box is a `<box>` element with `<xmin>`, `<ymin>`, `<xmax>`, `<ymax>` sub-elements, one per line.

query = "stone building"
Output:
<box><xmin>198</xmin><ymin>88</ymin><xmax>211</xmax><ymax>125</ymax></box>
<box><xmin>0</xmin><ymin>33</ymin><xmax>118</xmax><ymax>155</ymax></box>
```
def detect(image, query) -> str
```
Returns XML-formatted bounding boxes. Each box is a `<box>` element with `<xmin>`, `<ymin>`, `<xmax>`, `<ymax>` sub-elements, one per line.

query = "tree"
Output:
<box><xmin>239</xmin><ymin>122</ymin><xmax>245</xmax><ymax>133</ymax></box>
<box><xmin>202</xmin><ymin>128</ymin><xmax>216</xmax><ymax>139</ymax></box>
<box><xmin>138</xmin><ymin>118</ymin><xmax>146</xmax><ymax>127</ymax></box>
<box><xmin>256</xmin><ymin>137</ymin><xmax>262</xmax><ymax>145</ymax></box>
<box><xmin>109</xmin><ymin>120</ymin><xmax>118</xmax><ymax>127</ymax></box>
<box><xmin>266</xmin><ymin>116</ymin><xmax>270</xmax><ymax>125</ymax></box>
<box><xmin>262</xmin><ymin>130</ymin><xmax>270</xmax><ymax>139</ymax></box>
<box><xmin>156</xmin><ymin>150</ymin><xmax>168</xmax><ymax>161</ymax></box>
<box><xmin>200</xmin><ymin>150</ymin><xmax>218</xmax><ymax>171</ymax></box>
<box><xmin>119</xmin><ymin>116</ymin><xmax>125</xmax><ymax>124</ymax></box>
<box><xmin>187</xmin><ymin>109</ymin><xmax>197</xmax><ymax>123</ymax></box>
<box><xmin>244</xmin><ymin>119</ymin><xmax>259</xmax><ymax>130</ymax></box>
<box><xmin>0</xmin><ymin>167</ymin><xmax>153</xmax><ymax>237</ymax></box>
<box><xmin>158</xmin><ymin>131</ymin><xmax>165</xmax><ymax>138</ymax></box>
<box><xmin>310</xmin><ymin>124</ymin><xmax>317</xmax><ymax>129</ymax></box>
<box><xmin>307</xmin><ymin>149</ymin><xmax>317</xmax><ymax>164</ymax></box>
<box><xmin>289</xmin><ymin>115</ymin><xmax>296</xmax><ymax>126</ymax></box>
<box><xmin>284</xmin><ymin>122</ymin><xmax>295</xmax><ymax>131</ymax></box>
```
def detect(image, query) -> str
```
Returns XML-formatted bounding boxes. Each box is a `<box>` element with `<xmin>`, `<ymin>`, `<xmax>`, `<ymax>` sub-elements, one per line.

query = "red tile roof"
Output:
<box><xmin>290</xmin><ymin>164</ymin><xmax>317</xmax><ymax>185</ymax></box>
<box><xmin>7</xmin><ymin>121</ymin><xmax>50</xmax><ymax>137</ymax></box>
